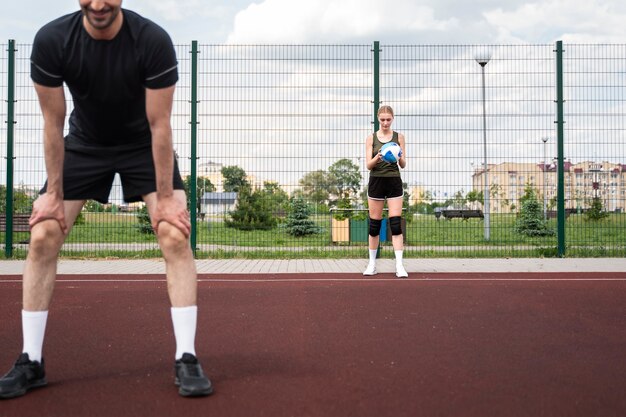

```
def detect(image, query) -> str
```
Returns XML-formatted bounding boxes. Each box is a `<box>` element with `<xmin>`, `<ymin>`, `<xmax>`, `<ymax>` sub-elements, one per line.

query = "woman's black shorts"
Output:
<box><xmin>367</xmin><ymin>176</ymin><xmax>404</xmax><ymax>200</ymax></box>
<box><xmin>40</xmin><ymin>144</ymin><xmax>184</xmax><ymax>203</ymax></box>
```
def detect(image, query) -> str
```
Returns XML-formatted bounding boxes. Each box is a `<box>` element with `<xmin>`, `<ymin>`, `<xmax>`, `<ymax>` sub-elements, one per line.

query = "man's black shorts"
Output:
<box><xmin>40</xmin><ymin>145</ymin><xmax>185</xmax><ymax>203</ymax></box>
<box><xmin>367</xmin><ymin>176</ymin><xmax>404</xmax><ymax>200</ymax></box>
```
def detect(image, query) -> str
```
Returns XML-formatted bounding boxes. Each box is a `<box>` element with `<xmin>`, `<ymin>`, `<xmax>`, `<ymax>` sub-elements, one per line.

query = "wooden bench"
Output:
<box><xmin>0</xmin><ymin>213</ymin><xmax>31</xmax><ymax>243</ymax></box>
<box><xmin>441</xmin><ymin>209</ymin><xmax>484</xmax><ymax>220</ymax></box>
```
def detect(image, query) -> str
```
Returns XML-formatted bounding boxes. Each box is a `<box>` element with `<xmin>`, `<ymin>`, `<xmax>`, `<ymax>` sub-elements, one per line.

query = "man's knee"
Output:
<box><xmin>29</xmin><ymin>220</ymin><xmax>64</xmax><ymax>251</ymax></box>
<box><xmin>369</xmin><ymin>217</ymin><xmax>382</xmax><ymax>237</ymax></box>
<box><xmin>157</xmin><ymin>221</ymin><xmax>189</xmax><ymax>250</ymax></box>
<box><xmin>389</xmin><ymin>216</ymin><xmax>403</xmax><ymax>235</ymax></box>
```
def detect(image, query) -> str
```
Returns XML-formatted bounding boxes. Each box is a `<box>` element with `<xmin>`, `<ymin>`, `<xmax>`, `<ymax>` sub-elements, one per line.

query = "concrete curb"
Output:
<box><xmin>1</xmin><ymin>258</ymin><xmax>625</xmax><ymax>275</ymax></box>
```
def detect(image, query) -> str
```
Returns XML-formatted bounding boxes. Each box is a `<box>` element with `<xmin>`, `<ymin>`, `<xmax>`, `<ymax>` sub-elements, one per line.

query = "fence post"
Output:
<box><xmin>4</xmin><ymin>39</ymin><xmax>16</xmax><ymax>258</ymax></box>
<box><xmin>372</xmin><ymin>41</ymin><xmax>381</xmax><ymax>257</ymax></box>
<box><xmin>372</xmin><ymin>41</ymin><xmax>381</xmax><ymax>132</ymax></box>
<box><xmin>189</xmin><ymin>41</ymin><xmax>199</xmax><ymax>253</ymax></box>
<box><xmin>555</xmin><ymin>41</ymin><xmax>566</xmax><ymax>257</ymax></box>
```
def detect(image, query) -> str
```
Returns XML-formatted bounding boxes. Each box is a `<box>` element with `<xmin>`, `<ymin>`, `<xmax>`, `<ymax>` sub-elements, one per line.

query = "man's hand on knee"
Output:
<box><xmin>29</xmin><ymin>193</ymin><xmax>68</xmax><ymax>235</ymax></box>
<box><xmin>151</xmin><ymin>196</ymin><xmax>191</xmax><ymax>238</ymax></box>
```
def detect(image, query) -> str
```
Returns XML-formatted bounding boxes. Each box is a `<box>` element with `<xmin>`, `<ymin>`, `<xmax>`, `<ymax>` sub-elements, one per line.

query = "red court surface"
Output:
<box><xmin>1</xmin><ymin>272</ymin><xmax>625</xmax><ymax>417</ymax></box>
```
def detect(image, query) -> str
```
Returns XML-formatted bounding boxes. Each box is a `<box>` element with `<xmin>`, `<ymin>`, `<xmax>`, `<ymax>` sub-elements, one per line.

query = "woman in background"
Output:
<box><xmin>363</xmin><ymin>105</ymin><xmax>408</xmax><ymax>278</ymax></box>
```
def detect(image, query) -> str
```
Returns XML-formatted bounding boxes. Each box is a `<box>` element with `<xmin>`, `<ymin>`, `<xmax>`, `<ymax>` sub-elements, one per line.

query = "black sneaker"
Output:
<box><xmin>174</xmin><ymin>353</ymin><xmax>213</xmax><ymax>397</ymax></box>
<box><xmin>0</xmin><ymin>353</ymin><xmax>47</xmax><ymax>399</ymax></box>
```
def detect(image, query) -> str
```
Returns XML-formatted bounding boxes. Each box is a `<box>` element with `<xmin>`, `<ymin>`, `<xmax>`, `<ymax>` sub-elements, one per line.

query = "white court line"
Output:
<box><xmin>1</xmin><ymin>277</ymin><xmax>626</xmax><ymax>283</ymax></box>
<box><xmin>194</xmin><ymin>278</ymin><xmax>626</xmax><ymax>282</ymax></box>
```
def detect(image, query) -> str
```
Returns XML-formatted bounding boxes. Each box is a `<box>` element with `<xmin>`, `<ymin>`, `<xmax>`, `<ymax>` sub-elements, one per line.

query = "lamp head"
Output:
<box><xmin>475</xmin><ymin>52</ymin><xmax>491</xmax><ymax>67</ymax></box>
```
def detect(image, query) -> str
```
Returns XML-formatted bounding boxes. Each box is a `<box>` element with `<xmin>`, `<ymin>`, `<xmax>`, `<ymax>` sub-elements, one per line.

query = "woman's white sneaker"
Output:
<box><xmin>363</xmin><ymin>264</ymin><xmax>377</xmax><ymax>276</ymax></box>
<box><xmin>395</xmin><ymin>264</ymin><xmax>408</xmax><ymax>278</ymax></box>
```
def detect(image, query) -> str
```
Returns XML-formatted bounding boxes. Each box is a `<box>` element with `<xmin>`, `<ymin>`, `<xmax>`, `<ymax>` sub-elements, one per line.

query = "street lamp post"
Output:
<box><xmin>470</xmin><ymin>161</ymin><xmax>476</xmax><ymax>209</ymax></box>
<box><xmin>541</xmin><ymin>136</ymin><xmax>549</xmax><ymax>220</ymax></box>
<box><xmin>475</xmin><ymin>52</ymin><xmax>491</xmax><ymax>241</ymax></box>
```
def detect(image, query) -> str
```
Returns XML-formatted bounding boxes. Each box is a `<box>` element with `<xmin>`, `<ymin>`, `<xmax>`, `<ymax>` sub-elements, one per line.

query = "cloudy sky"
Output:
<box><xmin>2</xmin><ymin>0</ymin><xmax>626</xmax><ymax>44</ymax></box>
<box><xmin>2</xmin><ymin>0</ymin><xmax>625</xmax><ymax>201</ymax></box>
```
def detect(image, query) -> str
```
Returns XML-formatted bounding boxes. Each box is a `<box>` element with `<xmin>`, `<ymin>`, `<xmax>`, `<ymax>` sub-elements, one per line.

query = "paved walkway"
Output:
<box><xmin>1</xmin><ymin>258</ymin><xmax>625</xmax><ymax>275</ymax></box>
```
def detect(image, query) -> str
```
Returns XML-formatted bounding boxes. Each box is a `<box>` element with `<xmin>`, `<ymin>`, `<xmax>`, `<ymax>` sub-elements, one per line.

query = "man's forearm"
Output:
<box><xmin>152</xmin><ymin>125</ymin><xmax>175</xmax><ymax>199</ymax></box>
<box><xmin>43</xmin><ymin>125</ymin><xmax>65</xmax><ymax>197</ymax></box>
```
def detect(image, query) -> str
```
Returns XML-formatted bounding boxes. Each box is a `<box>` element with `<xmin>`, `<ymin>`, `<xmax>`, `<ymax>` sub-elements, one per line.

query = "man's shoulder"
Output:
<box><xmin>35</xmin><ymin>11</ymin><xmax>82</xmax><ymax>39</ymax></box>
<box><xmin>32</xmin><ymin>11</ymin><xmax>82</xmax><ymax>63</ymax></box>
<box><xmin>122</xmin><ymin>9</ymin><xmax>172</xmax><ymax>42</ymax></box>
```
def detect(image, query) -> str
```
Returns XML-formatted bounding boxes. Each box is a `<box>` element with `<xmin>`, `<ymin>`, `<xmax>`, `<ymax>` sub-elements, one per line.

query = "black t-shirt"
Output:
<box><xmin>30</xmin><ymin>9</ymin><xmax>178</xmax><ymax>150</ymax></box>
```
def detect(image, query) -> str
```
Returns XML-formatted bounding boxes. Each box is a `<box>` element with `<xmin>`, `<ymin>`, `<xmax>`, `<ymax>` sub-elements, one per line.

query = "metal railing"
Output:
<box><xmin>2</xmin><ymin>41</ymin><xmax>625</xmax><ymax>258</ymax></box>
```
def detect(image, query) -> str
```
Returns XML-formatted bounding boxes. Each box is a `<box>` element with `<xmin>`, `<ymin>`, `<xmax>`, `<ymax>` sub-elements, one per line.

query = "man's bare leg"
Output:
<box><xmin>143</xmin><ymin>191</ymin><xmax>212</xmax><ymax>397</ymax></box>
<box><xmin>0</xmin><ymin>200</ymin><xmax>84</xmax><ymax>400</ymax></box>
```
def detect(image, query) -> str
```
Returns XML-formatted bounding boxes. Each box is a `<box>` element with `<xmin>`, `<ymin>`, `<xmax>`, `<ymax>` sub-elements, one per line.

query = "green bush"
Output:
<box><xmin>135</xmin><ymin>205</ymin><xmax>154</xmax><ymax>235</ymax></box>
<box><xmin>226</xmin><ymin>187</ymin><xmax>277</xmax><ymax>231</ymax></box>
<box><xmin>514</xmin><ymin>187</ymin><xmax>555</xmax><ymax>237</ymax></box>
<box><xmin>585</xmin><ymin>197</ymin><xmax>609</xmax><ymax>221</ymax></box>
<box><xmin>333</xmin><ymin>198</ymin><xmax>352</xmax><ymax>220</ymax></box>
<box><xmin>74</xmin><ymin>211</ymin><xmax>86</xmax><ymax>226</ymax></box>
<box><xmin>284</xmin><ymin>197</ymin><xmax>323</xmax><ymax>237</ymax></box>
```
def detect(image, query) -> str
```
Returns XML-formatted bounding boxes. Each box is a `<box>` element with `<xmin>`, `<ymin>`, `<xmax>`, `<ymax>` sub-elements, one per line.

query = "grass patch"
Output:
<box><xmin>2</xmin><ymin>212</ymin><xmax>625</xmax><ymax>259</ymax></box>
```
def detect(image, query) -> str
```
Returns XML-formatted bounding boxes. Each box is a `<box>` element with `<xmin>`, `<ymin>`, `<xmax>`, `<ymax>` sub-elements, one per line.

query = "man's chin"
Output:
<box><xmin>83</xmin><ymin>8</ymin><xmax>120</xmax><ymax>31</ymax></box>
<box><xmin>87</xmin><ymin>18</ymin><xmax>113</xmax><ymax>30</ymax></box>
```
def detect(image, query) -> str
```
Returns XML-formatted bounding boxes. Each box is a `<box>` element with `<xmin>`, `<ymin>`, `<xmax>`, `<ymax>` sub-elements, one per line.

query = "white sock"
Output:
<box><xmin>368</xmin><ymin>249</ymin><xmax>378</xmax><ymax>265</ymax></box>
<box><xmin>171</xmin><ymin>306</ymin><xmax>198</xmax><ymax>360</ymax></box>
<box><xmin>22</xmin><ymin>310</ymin><xmax>48</xmax><ymax>363</ymax></box>
<box><xmin>395</xmin><ymin>250</ymin><xmax>404</xmax><ymax>264</ymax></box>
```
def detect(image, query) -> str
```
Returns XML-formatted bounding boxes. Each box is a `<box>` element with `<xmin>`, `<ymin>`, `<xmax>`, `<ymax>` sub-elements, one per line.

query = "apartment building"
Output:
<box><xmin>471</xmin><ymin>160</ymin><xmax>626</xmax><ymax>214</ymax></box>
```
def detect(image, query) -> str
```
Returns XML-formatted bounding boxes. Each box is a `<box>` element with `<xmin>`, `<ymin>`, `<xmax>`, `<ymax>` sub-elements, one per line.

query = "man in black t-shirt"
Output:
<box><xmin>0</xmin><ymin>0</ymin><xmax>212</xmax><ymax>399</ymax></box>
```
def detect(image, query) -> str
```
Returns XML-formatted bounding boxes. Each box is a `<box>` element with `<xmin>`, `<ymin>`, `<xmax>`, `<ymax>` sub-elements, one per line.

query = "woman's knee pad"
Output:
<box><xmin>389</xmin><ymin>216</ymin><xmax>403</xmax><ymax>235</ymax></box>
<box><xmin>368</xmin><ymin>217</ymin><xmax>382</xmax><ymax>237</ymax></box>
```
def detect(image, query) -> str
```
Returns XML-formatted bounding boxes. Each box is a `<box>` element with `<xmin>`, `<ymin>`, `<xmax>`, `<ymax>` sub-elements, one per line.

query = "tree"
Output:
<box><xmin>221</xmin><ymin>172</ymin><xmax>288</xmax><ymax>231</ymax></box>
<box><xmin>359</xmin><ymin>187</ymin><xmax>369</xmax><ymax>208</ymax></box>
<box><xmin>451</xmin><ymin>189</ymin><xmax>467</xmax><ymax>209</ymax></box>
<box><xmin>13</xmin><ymin>190</ymin><xmax>33</xmax><ymax>213</ymax></box>
<box><xmin>284</xmin><ymin>197</ymin><xmax>323</xmax><ymax>236</ymax></box>
<box><xmin>0</xmin><ymin>185</ymin><xmax>5</xmax><ymax>213</ymax></box>
<box><xmin>74</xmin><ymin>210</ymin><xmax>86</xmax><ymax>226</ymax></box>
<box><xmin>585</xmin><ymin>197</ymin><xmax>609</xmax><ymax>221</ymax></box>
<box><xmin>490</xmin><ymin>183</ymin><xmax>503</xmax><ymax>201</ymax></box>
<box><xmin>183</xmin><ymin>175</ymin><xmax>215</xmax><ymax>214</ymax></box>
<box><xmin>299</xmin><ymin>170</ymin><xmax>331</xmax><ymax>205</ymax></box>
<box><xmin>402</xmin><ymin>182</ymin><xmax>414</xmax><ymax>222</ymax></box>
<box><xmin>514</xmin><ymin>185</ymin><xmax>555</xmax><ymax>237</ymax></box>
<box><xmin>296</xmin><ymin>159</ymin><xmax>361</xmax><ymax>210</ymax></box>
<box><xmin>84</xmin><ymin>200</ymin><xmax>105</xmax><ymax>212</ymax></box>
<box><xmin>135</xmin><ymin>205</ymin><xmax>154</xmax><ymax>235</ymax></box>
<box><xmin>221</xmin><ymin>166</ymin><xmax>249</xmax><ymax>192</ymax></box>
<box><xmin>486</xmin><ymin>183</ymin><xmax>509</xmax><ymax>212</ymax></box>
<box><xmin>327</xmin><ymin>159</ymin><xmax>361</xmax><ymax>205</ymax></box>
<box><xmin>474</xmin><ymin>190</ymin><xmax>485</xmax><ymax>207</ymax></box>
<box><xmin>226</xmin><ymin>186</ymin><xmax>277</xmax><ymax>231</ymax></box>
<box><xmin>333</xmin><ymin>197</ymin><xmax>353</xmax><ymax>220</ymax></box>
<box><xmin>0</xmin><ymin>185</ymin><xmax>34</xmax><ymax>214</ymax></box>
<box><xmin>259</xmin><ymin>181</ymin><xmax>290</xmax><ymax>218</ymax></box>
<box><xmin>518</xmin><ymin>183</ymin><xmax>540</xmax><ymax>206</ymax></box>
<box><xmin>466</xmin><ymin>190</ymin><xmax>480</xmax><ymax>209</ymax></box>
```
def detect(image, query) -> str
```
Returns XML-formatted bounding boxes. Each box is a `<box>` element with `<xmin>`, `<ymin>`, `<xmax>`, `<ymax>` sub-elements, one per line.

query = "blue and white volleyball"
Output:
<box><xmin>380</xmin><ymin>142</ymin><xmax>402</xmax><ymax>163</ymax></box>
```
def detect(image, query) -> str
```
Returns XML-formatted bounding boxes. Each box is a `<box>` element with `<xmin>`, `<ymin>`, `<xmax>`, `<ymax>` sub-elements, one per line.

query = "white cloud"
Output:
<box><xmin>124</xmin><ymin>0</ymin><xmax>261</xmax><ymax>42</ymax></box>
<box><xmin>484</xmin><ymin>0</ymin><xmax>626</xmax><ymax>43</ymax></box>
<box><xmin>129</xmin><ymin>0</ymin><xmax>231</xmax><ymax>22</ymax></box>
<box><xmin>226</xmin><ymin>0</ymin><xmax>458</xmax><ymax>43</ymax></box>
<box><xmin>4</xmin><ymin>0</ymin><xmax>626</xmax><ymax>44</ymax></box>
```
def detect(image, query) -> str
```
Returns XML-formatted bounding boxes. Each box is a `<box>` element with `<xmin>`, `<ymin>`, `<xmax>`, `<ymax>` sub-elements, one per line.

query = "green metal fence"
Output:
<box><xmin>2</xmin><ymin>41</ymin><xmax>625</xmax><ymax>258</ymax></box>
